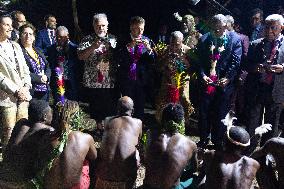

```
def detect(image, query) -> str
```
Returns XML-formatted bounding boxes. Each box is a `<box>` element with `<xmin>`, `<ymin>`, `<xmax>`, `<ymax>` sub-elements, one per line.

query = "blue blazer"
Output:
<box><xmin>35</xmin><ymin>28</ymin><xmax>52</xmax><ymax>55</ymax></box>
<box><xmin>195</xmin><ymin>31</ymin><xmax>242</xmax><ymax>90</ymax></box>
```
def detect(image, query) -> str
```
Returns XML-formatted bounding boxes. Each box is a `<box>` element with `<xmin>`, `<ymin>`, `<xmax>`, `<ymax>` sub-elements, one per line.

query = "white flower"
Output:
<box><xmin>109</xmin><ymin>38</ymin><xmax>117</xmax><ymax>48</ymax></box>
<box><xmin>173</xmin><ymin>12</ymin><xmax>182</xmax><ymax>22</ymax></box>
<box><xmin>218</xmin><ymin>46</ymin><xmax>225</xmax><ymax>52</ymax></box>
<box><xmin>210</xmin><ymin>45</ymin><xmax>215</xmax><ymax>52</ymax></box>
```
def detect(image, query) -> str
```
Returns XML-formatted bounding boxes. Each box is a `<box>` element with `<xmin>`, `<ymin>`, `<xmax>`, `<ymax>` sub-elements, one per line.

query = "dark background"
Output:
<box><xmin>9</xmin><ymin>0</ymin><xmax>284</xmax><ymax>41</ymax></box>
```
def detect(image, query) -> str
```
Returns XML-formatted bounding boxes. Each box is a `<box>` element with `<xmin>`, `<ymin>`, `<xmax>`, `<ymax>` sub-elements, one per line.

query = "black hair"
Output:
<box><xmin>0</xmin><ymin>14</ymin><xmax>12</xmax><ymax>23</ymax></box>
<box><xmin>225</xmin><ymin>126</ymin><xmax>250</xmax><ymax>151</ymax></box>
<box><xmin>251</xmin><ymin>8</ymin><xmax>263</xmax><ymax>20</ymax></box>
<box><xmin>28</xmin><ymin>99</ymin><xmax>50</xmax><ymax>123</ymax></box>
<box><xmin>161</xmin><ymin>103</ymin><xmax>184</xmax><ymax>124</ymax></box>
<box><xmin>44</xmin><ymin>14</ymin><xmax>56</xmax><ymax>22</ymax></box>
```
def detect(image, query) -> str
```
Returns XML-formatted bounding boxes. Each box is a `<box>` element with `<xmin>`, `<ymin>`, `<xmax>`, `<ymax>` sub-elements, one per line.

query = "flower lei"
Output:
<box><xmin>128</xmin><ymin>43</ymin><xmax>144</xmax><ymax>80</ymax></box>
<box><xmin>168</xmin><ymin>48</ymin><xmax>189</xmax><ymax>103</ymax></box>
<box><xmin>206</xmin><ymin>35</ymin><xmax>227</xmax><ymax>95</ymax></box>
<box><xmin>55</xmin><ymin>67</ymin><xmax>65</xmax><ymax>104</ymax></box>
<box><xmin>30</xmin><ymin>130</ymin><xmax>70</xmax><ymax>189</ymax></box>
<box><xmin>162</xmin><ymin>119</ymin><xmax>185</xmax><ymax>135</ymax></box>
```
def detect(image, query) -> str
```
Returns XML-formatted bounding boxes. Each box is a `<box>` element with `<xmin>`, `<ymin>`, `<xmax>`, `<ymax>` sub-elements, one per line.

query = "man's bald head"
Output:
<box><xmin>117</xmin><ymin>96</ymin><xmax>134</xmax><ymax>115</ymax></box>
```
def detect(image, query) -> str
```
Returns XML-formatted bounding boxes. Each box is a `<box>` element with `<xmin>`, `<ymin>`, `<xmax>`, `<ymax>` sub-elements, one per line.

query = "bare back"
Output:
<box><xmin>252</xmin><ymin>137</ymin><xmax>284</xmax><ymax>188</ymax></box>
<box><xmin>144</xmin><ymin>132</ymin><xmax>197</xmax><ymax>189</ymax></box>
<box><xmin>96</xmin><ymin>115</ymin><xmax>142</xmax><ymax>182</ymax></box>
<box><xmin>205</xmin><ymin>151</ymin><xmax>259</xmax><ymax>189</ymax></box>
<box><xmin>44</xmin><ymin>131</ymin><xmax>97</xmax><ymax>189</ymax></box>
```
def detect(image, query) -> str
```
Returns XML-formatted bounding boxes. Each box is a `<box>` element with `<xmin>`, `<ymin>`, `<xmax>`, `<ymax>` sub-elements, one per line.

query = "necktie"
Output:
<box><xmin>49</xmin><ymin>30</ymin><xmax>55</xmax><ymax>44</ymax></box>
<box><xmin>264</xmin><ymin>41</ymin><xmax>277</xmax><ymax>85</ymax></box>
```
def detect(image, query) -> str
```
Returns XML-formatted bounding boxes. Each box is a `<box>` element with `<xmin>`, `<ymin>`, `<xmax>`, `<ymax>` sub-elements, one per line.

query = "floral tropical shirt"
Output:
<box><xmin>77</xmin><ymin>34</ymin><xmax>117</xmax><ymax>88</ymax></box>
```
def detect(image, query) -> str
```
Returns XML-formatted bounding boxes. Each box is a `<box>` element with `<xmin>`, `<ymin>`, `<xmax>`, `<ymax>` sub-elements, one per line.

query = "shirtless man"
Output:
<box><xmin>1</xmin><ymin>100</ymin><xmax>97</xmax><ymax>189</ymax></box>
<box><xmin>95</xmin><ymin>96</ymin><xmax>142</xmax><ymax>189</ymax></box>
<box><xmin>203</xmin><ymin>126</ymin><xmax>260</xmax><ymax>189</ymax></box>
<box><xmin>143</xmin><ymin>103</ymin><xmax>197</xmax><ymax>189</ymax></box>
<box><xmin>251</xmin><ymin>137</ymin><xmax>284</xmax><ymax>189</ymax></box>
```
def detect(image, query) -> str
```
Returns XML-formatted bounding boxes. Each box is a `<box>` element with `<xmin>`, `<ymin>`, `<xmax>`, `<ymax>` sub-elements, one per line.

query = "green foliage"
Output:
<box><xmin>69</xmin><ymin>108</ymin><xmax>96</xmax><ymax>131</ymax></box>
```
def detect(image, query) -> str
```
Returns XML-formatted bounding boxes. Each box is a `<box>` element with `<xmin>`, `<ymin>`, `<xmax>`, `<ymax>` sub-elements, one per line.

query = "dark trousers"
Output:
<box><xmin>198</xmin><ymin>87</ymin><xmax>232</xmax><ymax>148</ymax></box>
<box><xmin>120</xmin><ymin>81</ymin><xmax>145</xmax><ymax>120</ymax></box>
<box><xmin>87</xmin><ymin>88</ymin><xmax>119</xmax><ymax>122</ymax></box>
<box><xmin>32</xmin><ymin>90</ymin><xmax>49</xmax><ymax>102</ymax></box>
<box><xmin>246</xmin><ymin>84</ymin><xmax>283</xmax><ymax>155</ymax></box>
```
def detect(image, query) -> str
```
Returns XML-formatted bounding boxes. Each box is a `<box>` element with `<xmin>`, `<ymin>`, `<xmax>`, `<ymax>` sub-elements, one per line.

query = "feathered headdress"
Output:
<box><xmin>222</xmin><ymin>111</ymin><xmax>250</xmax><ymax>147</ymax></box>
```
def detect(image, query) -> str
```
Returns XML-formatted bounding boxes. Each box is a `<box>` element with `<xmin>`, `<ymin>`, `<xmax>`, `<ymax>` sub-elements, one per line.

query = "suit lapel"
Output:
<box><xmin>0</xmin><ymin>47</ymin><xmax>18</xmax><ymax>72</ymax></box>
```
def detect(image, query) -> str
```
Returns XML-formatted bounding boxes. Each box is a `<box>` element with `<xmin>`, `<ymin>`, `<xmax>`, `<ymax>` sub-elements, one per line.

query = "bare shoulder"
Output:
<box><xmin>174</xmin><ymin>134</ymin><xmax>197</xmax><ymax>152</ymax></box>
<box><xmin>69</xmin><ymin>131</ymin><xmax>94</xmax><ymax>143</ymax></box>
<box><xmin>241</xmin><ymin>156</ymin><xmax>260</xmax><ymax>170</ymax></box>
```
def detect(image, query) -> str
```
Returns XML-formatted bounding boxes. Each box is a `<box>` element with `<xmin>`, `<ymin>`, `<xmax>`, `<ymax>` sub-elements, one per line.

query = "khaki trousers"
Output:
<box><xmin>0</xmin><ymin>101</ymin><xmax>29</xmax><ymax>146</ymax></box>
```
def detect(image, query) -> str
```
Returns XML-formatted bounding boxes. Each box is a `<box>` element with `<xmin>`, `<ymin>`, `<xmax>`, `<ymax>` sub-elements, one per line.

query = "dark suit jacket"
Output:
<box><xmin>196</xmin><ymin>31</ymin><xmax>242</xmax><ymax>92</ymax></box>
<box><xmin>118</xmin><ymin>35</ymin><xmax>155</xmax><ymax>87</ymax></box>
<box><xmin>245</xmin><ymin>37</ymin><xmax>284</xmax><ymax>104</ymax></box>
<box><xmin>35</xmin><ymin>28</ymin><xmax>52</xmax><ymax>55</ymax></box>
<box><xmin>47</xmin><ymin>42</ymin><xmax>82</xmax><ymax>99</ymax></box>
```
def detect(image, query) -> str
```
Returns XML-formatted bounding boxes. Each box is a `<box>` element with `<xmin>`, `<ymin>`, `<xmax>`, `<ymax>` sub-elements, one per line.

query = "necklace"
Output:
<box><xmin>26</xmin><ymin>48</ymin><xmax>40</xmax><ymax>65</ymax></box>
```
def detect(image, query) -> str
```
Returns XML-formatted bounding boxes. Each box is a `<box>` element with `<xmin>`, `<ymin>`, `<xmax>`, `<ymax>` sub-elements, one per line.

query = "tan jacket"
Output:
<box><xmin>0</xmin><ymin>41</ymin><xmax>31</xmax><ymax>107</ymax></box>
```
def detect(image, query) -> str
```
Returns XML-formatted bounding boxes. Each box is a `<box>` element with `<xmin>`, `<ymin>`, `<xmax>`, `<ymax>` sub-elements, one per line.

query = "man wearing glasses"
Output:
<box><xmin>245</xmin><ymin>14</ymin><xmax>284</xmax><ymax>155</ymax></box>
<box><xmin>10</xmin><ymin>11</ymin><xmax>26</xmax><ymax>42</ymax></box>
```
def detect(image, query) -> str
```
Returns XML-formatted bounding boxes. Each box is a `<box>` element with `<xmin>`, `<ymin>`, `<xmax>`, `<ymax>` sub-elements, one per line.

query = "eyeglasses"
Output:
<box><xmin>265</xmin><ymin>25</ymin><xmax>281</xmax><ymax>31</ymax></box>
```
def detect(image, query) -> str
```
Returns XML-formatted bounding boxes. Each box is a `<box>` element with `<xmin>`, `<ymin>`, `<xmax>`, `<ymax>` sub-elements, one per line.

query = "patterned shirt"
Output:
<box><xmin>77</xmin><ymin>34</ymin><xmax>117</xmax><ymax>88</ymax></box>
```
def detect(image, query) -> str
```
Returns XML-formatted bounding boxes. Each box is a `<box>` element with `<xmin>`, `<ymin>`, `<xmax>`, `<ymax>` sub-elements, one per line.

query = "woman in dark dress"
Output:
<box><xmin>19</xmin><ymin>23</ymin><xmax>51</xmax><ymax>101</ymax></box>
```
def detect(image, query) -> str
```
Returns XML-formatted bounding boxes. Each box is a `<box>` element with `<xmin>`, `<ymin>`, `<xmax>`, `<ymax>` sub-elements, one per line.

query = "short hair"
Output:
<box><xmin>93</xmin><ymin>13</ymin><xmax>108</xmax><ymax>26</ymax></box>
<box><xmin>170</xmin><ymin>31</ymin><xmax>184</xmax><ymax>41</ymax></box>
<box><xmin>251</xmin><ymin>8</ymin><xmax>263</xmax><ymax>20</ymax></box>
<box><xmin>19</xmin><ymin>23</ymin><xmax>36</xmax><ymax>37</ymax></box>
<box><xmin>211</xmin><ymin>14</ymin><xmax>227</xmax><ymax>26</ymax></box>
<box><xmin>226</xmin><ymin>15</ymin><xmax>234</xmax><ymax>25</ymax></box>
<box><xmin>225</xmin><ymin>126</ymin><xmax>250</xmax><ymax>150</ymax></box>
<box><xmin>265</xmin><ymin>14</ymin><xmax>284</xmax><ymax>26</ymax></box>
<box><xmin>161</xmin><ymin>103</ymin><xmax>184</xmax><ymax>124</ymax></box>
<box><xmin>11</xmin><ymin>10</ymin><xmax>24</xmax><ymax>21</ymax></box>
<box><xmin>56</xmin><ymin>26</ymin><xmax>69</xmax><ymax>34</ymax></box>
<box><xmin>117</xmin><ymin>96</ymin><xmax>134</xmax><ymax>114</ymax></box>
<box><xmin>44</xmin><ymin>14</ymin><xmax>56</xmax><ymax>22</ymax></box>
<box><xmin>0</xmin><ymin>14</ymin><xmax>12</xmax><ymax>23</ymax></box>
<box><xmin>130</xmin><ymin>16</ymin><xmax>145</xmax><ymax>26</ymax></box>
<box><xmin>28</xmin><ymin>99</ymin><xmax>50</xmax><ymax>123</ymax></box>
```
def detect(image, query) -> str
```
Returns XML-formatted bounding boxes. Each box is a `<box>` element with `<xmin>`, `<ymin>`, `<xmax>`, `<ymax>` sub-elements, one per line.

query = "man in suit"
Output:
<box><xmin>195</xmin><ymin>14</ymin><xmax>242</xmax><ymax>149</ymax></box>
<box><xmin>47</xmin><ymin>26</ymin><xmax>81</xmax><ymax>103</ymax></box>
<box><xmin>245</xmin><ymin>14</ymin><xmax>284</xmax><ymax>154</ymax></box>
<box><xmin>10</xmin><ymin>10</ymin><xmax>26</xmax><ymax>42</ymax></box>
<box><xmin>35</xmin><ymin>14</ymin><xmax>57</xmax><ymax>55</ymax></box>
<box><xmin>249</xmin><ymin>8</ymin><xmax>265</xmax><ymax>42</ymax></box>
<box><xmin>0</xmin><ymin>15</ymin><xmax>32</xmax><ymax>147</ymax></box>
<box><xmin>118</xmin><ymin>16</ymin><xmax>155</xmax><ymax>120</ymax></box>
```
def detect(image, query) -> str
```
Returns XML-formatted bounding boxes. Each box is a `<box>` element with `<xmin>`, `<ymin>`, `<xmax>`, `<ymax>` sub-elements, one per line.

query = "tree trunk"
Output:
<box><xmin>72</xmin><ymin>0</ymin><xmax>83</xmax><ymax>43</ymax></box>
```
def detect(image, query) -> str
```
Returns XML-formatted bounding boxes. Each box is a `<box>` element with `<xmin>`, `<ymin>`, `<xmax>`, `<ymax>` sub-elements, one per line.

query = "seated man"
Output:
<box><xmin>95</xmin><ymin>96</ymin><xmax>142</xmax><ymax>189</ymax></box>
<box><xmin>251</xmin><ymin>137</ymin><xmax>284</xmax><ymax>189</ymax></box>
<box><xmin>203</xmin><ymin>126</ymin><xmax>259</xmax><ymax>189</ymax></box>
<box><xmin>143</xmin><ymin>103</ymin><xmax>197</xmax><ymax>189</ymax></box>
<box><xmin>0</xmin><ymin>100</ymin><xmax>97</xmax><ymax>189</ymax></box>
